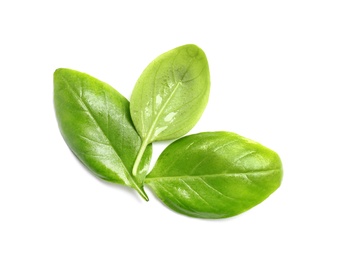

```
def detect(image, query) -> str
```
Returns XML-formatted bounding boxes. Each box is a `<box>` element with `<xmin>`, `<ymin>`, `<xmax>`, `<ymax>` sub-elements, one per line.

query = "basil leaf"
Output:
<box><xmin>54</xmin><ymin>68</ymin><xmax>151</xmax><ymax>200</ymax></box>
<box><xmin>145</xmin><ymin>132</ymin><xmax>283</xmax><ymax>218</ymax></box>
<box><xmin>130</xmin><ymin>44</ymin><xmax>210</xmax><ymax>175</ymax></box>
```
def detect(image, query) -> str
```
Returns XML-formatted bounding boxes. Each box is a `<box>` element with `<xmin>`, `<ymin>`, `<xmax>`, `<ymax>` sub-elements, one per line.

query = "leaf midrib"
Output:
<box><xmin>60</xmin><ymin>76</ymin><xmax>131</xmax><ymax>178</ymax></box>
<box><xmin>145</xmin><ymin>169</ymin><xmax>281</xmax><ymax>183</ymax></box>
<box><xmin>144</xmin><ymin>81</ymin><xmax>183</xmax><ymax>143</ymax></box>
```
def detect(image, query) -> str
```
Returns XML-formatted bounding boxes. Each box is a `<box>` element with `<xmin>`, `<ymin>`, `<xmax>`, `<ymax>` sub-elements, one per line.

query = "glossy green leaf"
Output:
<box><xmin>54</xmin><ymin>68</ymin><xmax>152</xmax><ymax>200</ymax></box>
<box><xmin>130</xmin><ymin>44</ymin><xmax>210</xmax><ymax>175</ymax></box>
<box><xmin>130</xmin><ymin>44</ymin><xmax>210</xmax><ymax>142</ymax></box>
<box><xmin>145</xmin><ymin>132</ymin><xmax>283</xmax><ymax>218</ymax></box>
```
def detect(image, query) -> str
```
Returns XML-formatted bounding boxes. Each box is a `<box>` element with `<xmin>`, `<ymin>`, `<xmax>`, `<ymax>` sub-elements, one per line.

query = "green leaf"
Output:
<box><xmin>130</xmin><ymin>44</ymin><xmax>210</xmax><ymax>142</ymax></box>
<box><xmin>54</xmin><ymin>68</ymin><xmax>152</xmax><ymax>200</ymax></box>
<box><xmin>130</xmin><ymin>44</ymin><xmax>210</xmax><ymax>175</ymax></box>
<box><xmin>145</xmin><ymin>132</ymin><xmax>283</xmax><ymax>218</ymax></box>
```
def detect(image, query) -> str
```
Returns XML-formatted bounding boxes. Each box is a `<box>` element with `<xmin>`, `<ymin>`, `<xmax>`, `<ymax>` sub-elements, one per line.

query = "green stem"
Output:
<box><xmin>132</xmin><ymin>82</ymin><xmax>183</xmax><ymax>177</ymax></box>
<box><xmin>132</xmin><ymin>140</ymin><xmax>149</xmax><ymax>176</ymax></box>
<box><xmin>132</xmin><ymin>181</ymin><xmax>149</xmax><ymax>201</ymax></box>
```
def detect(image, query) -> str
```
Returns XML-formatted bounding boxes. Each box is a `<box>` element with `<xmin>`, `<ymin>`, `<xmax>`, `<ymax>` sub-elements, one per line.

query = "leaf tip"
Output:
<box><xmin>181</xmin><ymin>44</ymin><xmax>206</xmax><ymax>59</ymax></box>
<box><xmin>54</xmin><ymin>67</ymin><xmax>64</xmax><ymax>75</ymax></box>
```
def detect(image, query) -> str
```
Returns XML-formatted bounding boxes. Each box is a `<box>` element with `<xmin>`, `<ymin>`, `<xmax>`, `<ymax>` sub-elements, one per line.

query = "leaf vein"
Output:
<box><xmin>60</xmin><ymin>75</ymin><xmax>130</xmax><ymax>176</ymax></box>
<box><xmin>144</xmin><ymin>81</ymin><xmax>182</xmax><ymax>143</ymax></box>
<box><xmin>182</xmin><ymin>64</ymin><xmax>208</xmax><ymax>83</ymax></box>
<box><xmin>155</xmin><ymin>182</ymin><xmax>197</xmax><ymax>213</ymax></box>
<box><xmin>78</xmin><ymin>134</ymin><xmax>110</xmax><ymax>146</ymax></box>
<box><xmin>234</xmin><ymin>151</ymin><xmax>256</xmax><ymax>164</ymax></box>
<box><xmin>180</xmin><ymin>179</ymin><xmax>218</xmax><ymax>210</ymax></box>
<box><xmin>146</xmin><ymin>169</ymin><xmax>281</xmax><ymax>182</ymax></box>
<box><xmin>199</xmin><ymin>178</ymin><xmax>239</xmax><ymax>202</ymax></box>
<box><xmin>189</xmin><ymin>139</ymin><xmax>240</xmax><ymax>175</ymax></box>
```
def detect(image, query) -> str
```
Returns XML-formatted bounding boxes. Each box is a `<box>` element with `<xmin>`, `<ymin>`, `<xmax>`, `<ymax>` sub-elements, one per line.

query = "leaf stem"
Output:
<box><xmin>132</xmin><ymin>140</ymin><xmax>149</xmax><ymax>176</ymax></box>
<box><xmin>131</xmin><ymin>180</ymin><xmax>149</xmax><ymax>201</ymax></box>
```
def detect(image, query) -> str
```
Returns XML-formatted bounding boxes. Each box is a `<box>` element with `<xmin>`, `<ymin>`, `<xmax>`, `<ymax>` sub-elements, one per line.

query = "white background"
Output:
<box><xmin>1</xmin><ymin>0</ymin><xmax>337</xmax><ymax>259</ymax></box>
